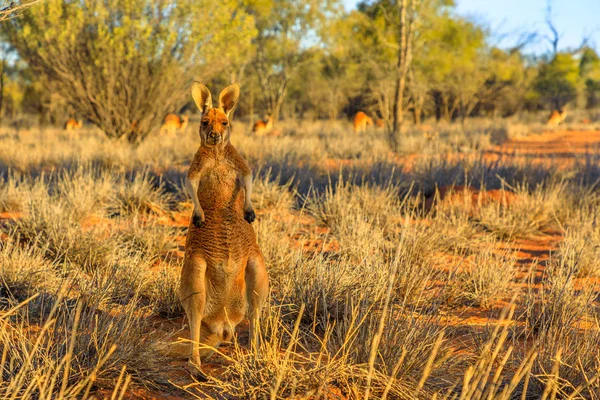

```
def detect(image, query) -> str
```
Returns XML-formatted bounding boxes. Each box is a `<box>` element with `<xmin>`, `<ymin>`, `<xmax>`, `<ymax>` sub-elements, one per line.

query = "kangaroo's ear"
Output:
<box><xmin>191</xmin><ymin>82</ymin><xmax>212</xmax><ymax>115</ymax></box>
<box><xmin>218</xmin><ymin>83</ymin><xmax>240</xmax><ymax>116</ymax></box>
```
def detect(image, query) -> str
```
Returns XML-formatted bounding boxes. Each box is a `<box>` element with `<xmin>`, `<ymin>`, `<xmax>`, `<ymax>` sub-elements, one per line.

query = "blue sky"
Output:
<box><xmin>342</xmin><ymin>0</ymin><xmax>600</xmax><ymax>54</ymax></box>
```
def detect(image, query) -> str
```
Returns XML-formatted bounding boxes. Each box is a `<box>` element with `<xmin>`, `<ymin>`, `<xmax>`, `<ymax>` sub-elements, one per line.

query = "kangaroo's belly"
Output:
<box><xmin>186</xmin><ymin>210</ymin><xmax>256</xmax><ymax>259</ymax></box>
<box><xmin>202</xmin><ymin>258</ymin><xmax>248</xmax><ymax>322</ymax></box>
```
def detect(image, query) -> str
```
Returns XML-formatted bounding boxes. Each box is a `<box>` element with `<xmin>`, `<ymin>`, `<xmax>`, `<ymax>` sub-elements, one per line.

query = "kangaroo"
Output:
<box><xmin>180</xmin><ymin>82</ymin><xmax>269</xmax><ymax>374</ymax></box>
<box><xmin>160</xmin><ymin>114</ymin><xmax>189</xmax><ymax>136</ymax></box>
<box><xmin>353</xmin><ymin>111</ymin><xmax>373</xmax><ymax>133</ymax></box>
<box><xmin>547</xmin><ymin>106</ymin><xmax>568</xmax><ymax>126</ymax></box>
<box><xmin>374</xmin><ymin>118</ymin><xmax>385</xmax><ymax>129</ymax></box>
<box><xmin>252</xmin><ymin>115</ymin><xmax>274</xmax><ymax>136</ymax></box>
<box><xmin>64</xmin><ymin>118</ymin><xmax>83</xmax><ymax>130</ymax></box>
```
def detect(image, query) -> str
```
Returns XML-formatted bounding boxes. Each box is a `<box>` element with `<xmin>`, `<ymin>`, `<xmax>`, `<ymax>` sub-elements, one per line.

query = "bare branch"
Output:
<box><xmin>569</xmin><ymin>28</ymin><xmax>598</xmax><ymax>55</ymax></box>
<box><xmin>508</xmin><ymin>31</ymin><xmax>539</xmax><ymax>54</ymax></box>
<box><xmin>0</xmin><ymin>0</ymin><xmax>42</xmax><ymax>22</ymax></box>
<box><xmin>544</xmin><ymin>1</ymin><xmax>562</xmax><ymax>54</ymax></box>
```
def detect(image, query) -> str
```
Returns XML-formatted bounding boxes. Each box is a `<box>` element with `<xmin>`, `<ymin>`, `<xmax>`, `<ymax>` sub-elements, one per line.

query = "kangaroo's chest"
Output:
<box><xmin>197</xmin><ymin>159</ymin><xmax>240</xmax><ymax>210</ymax></box>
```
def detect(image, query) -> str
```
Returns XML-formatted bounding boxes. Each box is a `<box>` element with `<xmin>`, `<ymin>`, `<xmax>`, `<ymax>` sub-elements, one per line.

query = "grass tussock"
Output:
<box><xmin>0</xmin><ymin>240</ymin><xmax>59</xmax><ymax>302</ymax></box>
<box><xmin>456</xmin><ymin>247</ymin><xmax>518</xmax><ymax>308</ymax></box>
<box><xmin>522</xmin><ymin>246</ymin><xmax>600</xmax><ymax>397</ymax></box>
<box><xmin>0</xmin><ymin>293</ymin><xmax>166</xmax><ymax>399</ymax></box>
<box><xmin>143</xmin><ymin>264</ymin><xmax>184</xmax><ymax>318</ymax></box>
<box><xmin>474</xmin><ymin>183</ymin><xmax>563</xmax><ymax>239</ymax></box>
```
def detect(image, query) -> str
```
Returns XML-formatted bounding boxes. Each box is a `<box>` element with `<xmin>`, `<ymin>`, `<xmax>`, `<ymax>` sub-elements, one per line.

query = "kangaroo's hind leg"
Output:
<box><xmin>245</xmin><ymin>252</ymin><xmax>269</xmax><ymax>350</ymax></box>
<box><xmin>179</xmin><ymin>252</ymin><xmax>207</xmax><ymax>368</ymax></box>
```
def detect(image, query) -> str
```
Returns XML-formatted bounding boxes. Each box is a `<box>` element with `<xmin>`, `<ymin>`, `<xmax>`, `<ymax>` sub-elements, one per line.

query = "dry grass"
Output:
<box><xmin>474</xmin><ymin>183</ymin><xmax>563</xmax><ymax>240</ymax></box>
<box><xmin>456</xmin><ymin>247</ymin><xmax>518</xmax><ymax>308</ymax></box>
<box><xmin>1</xmin><ymin>121</ymin><xmax>600</xmax><ymax>398</ymax></box>
<box><xmin>0</xmin><ymin>296</ymin><xmax>132</xmax><ymax>399</ymax></box>
<box><xmin>522</xmin><ymin>245</ymin><xmax>600</xmax><ymax>398</ymax></box>
<box><xmin>143</xmin><ymin>263</ymin><xmax>184</xmax><ymax>318</ymax></box>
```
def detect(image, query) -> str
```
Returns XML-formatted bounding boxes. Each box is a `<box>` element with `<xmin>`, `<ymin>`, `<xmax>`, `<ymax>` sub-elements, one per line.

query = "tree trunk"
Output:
<box><xmin>271</xmin><ymin>81</ymin><xmax>288</xmax><ymax>124</ymax></box>
<box><xmin>449</xmin><ymin>97</ymin><xmax>460</xmax><ymax>121</ymax></box>
<box><xmin>412</xmin><ymin>105</ymin><xmax>421</xmax><ymax>125</ymax></box>
<box><xmin>433</xmin><ymin>91</ymin><xmax>442</xmax><ymax>121</ymax></box>
<box><xmin>248</xmin><ymin>85</ymin><xmax>254</xmax><ymax>130</ymax></box>
<box><xmin>441</xmin><ymin>93</ymin><xmax>450</xmax><ymax>121</ymax></box>
<box><xmin>0</xmin><ymin>60</ymin><xmax>5</xmax><ymax>122</ymax></box>
<box><xmin>228</xmin><ymin>63</ymin><xmax>246</xmax><ymax>122</ymax></box>
<box><xmin>412</xmin><ymin>93</ymin><xmax>424</xmax><ymax>125</ymax></box>
<box><xmin>390</xmin><ymin>0</ymin><xmax>412</xmax><ymax>152</ymax></box>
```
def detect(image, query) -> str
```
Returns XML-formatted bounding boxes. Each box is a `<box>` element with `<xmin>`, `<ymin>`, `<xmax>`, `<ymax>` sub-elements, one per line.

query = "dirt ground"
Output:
<box><xmin>486</xmin><ymin>130</ymin><xmax>600</xmax><ymax>166</ymax></box>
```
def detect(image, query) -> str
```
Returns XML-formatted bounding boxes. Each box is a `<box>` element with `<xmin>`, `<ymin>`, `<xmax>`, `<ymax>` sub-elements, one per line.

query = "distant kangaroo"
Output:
<box><xmin>64</xmin><ymin>118</ymin><xmax>83</xmax><ymax>130</ymax></box>
<box><xmin>353</xmin><ymin>111</ymin><xmax>373</xmax><ymax>133</ymax></box>
<box><xmin>160</xmin><ymin>114</ymin><xmax>189</xmax><ymax>136</ymax></box>
<box><xmin>547</xmin><ymin>106</ymin><xmax>568</xmax><ymax>126</ymax></box>
<box><xmin>252</xmin><ymin>115</ymin><xmax>274</xmax><ymax>136</ymax></box>
<box><xmin>180</xmin><ymin>82</ymin><xmax>269</xmax><ymax>373</ymax></box>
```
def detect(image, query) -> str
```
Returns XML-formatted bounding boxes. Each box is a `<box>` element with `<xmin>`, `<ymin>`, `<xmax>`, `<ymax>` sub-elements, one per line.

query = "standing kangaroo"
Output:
<box><xmin>353</xmin><ymin>111</ymin><xmax>373</xmax><ymax>133</ymax></box>
<box><xmin>180</xmin><ymin>82</ymin><xmax>269</xmax><ymax>373</ymax></box>
<box><xmin>160</xmin><ymin>114</ymin><xmax>189</xmax><ymax>136</ymax></box>
<box><xmin>547</xmin><ymin>106</ymin><xmax>568</xmax><ymax>126</ymax></box>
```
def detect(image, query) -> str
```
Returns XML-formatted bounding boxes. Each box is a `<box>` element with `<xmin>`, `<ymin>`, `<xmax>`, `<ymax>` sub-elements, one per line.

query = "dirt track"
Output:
<box><xmin>487</xmin><ymin>130</ymin><xmax>600</xmax><ymax>165</ymax></box>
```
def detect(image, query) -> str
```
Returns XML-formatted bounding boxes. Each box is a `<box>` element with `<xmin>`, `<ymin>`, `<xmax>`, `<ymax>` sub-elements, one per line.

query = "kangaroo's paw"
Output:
<box><xmin>192</xmin><ymin>214</ymin><xmax>205</xmax><ymax>228</ymax></box>
<box><xmin>244</xmin><ymin>209</ymin><xmax>256</xmax><ymax>224</ymax></box>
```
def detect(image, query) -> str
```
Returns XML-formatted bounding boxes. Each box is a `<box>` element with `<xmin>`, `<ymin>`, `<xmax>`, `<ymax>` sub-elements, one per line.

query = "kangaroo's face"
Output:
<box><xmin>200</xmin><ymin>108</ymin><xmax>230</xmax><ymax>147</ymax></box>
<box><xmin>191</xmin><ymin>82</ymin><xmax>240</xmax><ymax>148</ymax></box>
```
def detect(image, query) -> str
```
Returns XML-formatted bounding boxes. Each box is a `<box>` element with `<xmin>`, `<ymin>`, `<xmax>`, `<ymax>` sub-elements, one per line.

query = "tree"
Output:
<box><xmin>354</xmin><ymin>0</ymin><xmax>421</xmax><ymax>149</ymax></box>
<box><xmin>245</xmin><ymin>0</ymin><xmax>338</xmax><ymax>124</ymax></box>
<box><xmin>580</xmin><ymin>47</ymin><xmax>600</xmax><ymax>109</ymax></box>
<box><xmin>4</xmin><ymin>0</ymin><xmax>255</xmax><ymax>142</ymax></box>
<box><xmin>476</xmin><ymin>48</ymin><xmax>529</xmax><ymax>117</ymax></box>
<box><xmin>354</xmin><ymin>0</ymin><xmax>456</xmax><ymax>149</ymax></box>
<box><xmin>315</xmin><ymin>11</ymin><xmax>370</xmax><ymax>119</ymax></box>
<box><xmin>534</xmin><ymin>53</ymin><xmax>582</xmax><ymax>110</ymax></box>
<box><xmin>427</xmin><ymin>15</ymin><xmax>486</xmax><ymax>122</ymax></box>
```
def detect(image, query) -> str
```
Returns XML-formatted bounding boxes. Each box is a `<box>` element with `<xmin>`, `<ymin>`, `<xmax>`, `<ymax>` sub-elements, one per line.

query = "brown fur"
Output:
<box><xmin>180</xmin><ymin>82</ymin><xmax>269</xmax><ymax>374</ymax></box>
<box><xmin>547</xmin><ymin>106</ymin><xmax>568</xmax><ymax>126</ymax></box>
<box><xmin>64</xmin><ymin>118</ymin><xmax>82</xmax><ymax>130</ymax></box>
<box><xmin>353</xmin><ymin>111</ymin><xmax>373</xmax><ymax>133</ymax></box>
<box><xmin>424</xmin><ymin>130</ymin><xmax>439</xmax><ymax>141</ymax></box>
<box><xmin>252</xmin><ymin>115</ymin><xmax>274</xmax><ymax>136</ymax></box>
<box><xmin>374</xmin><ymin>118</ymin><xmax>385</xmax><ymax>129</ymax></box>
<box><xmin>160</xmin><ymin>113</ymin><xmax>189</xmax><ymax>136</ymax></box>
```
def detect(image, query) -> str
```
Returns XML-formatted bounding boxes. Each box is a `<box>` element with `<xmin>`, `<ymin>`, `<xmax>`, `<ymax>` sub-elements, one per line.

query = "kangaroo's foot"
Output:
<box><xmin>187</xmin><ymin>359</ymin><xmax>208</xmax><ymax>382</ymax></box>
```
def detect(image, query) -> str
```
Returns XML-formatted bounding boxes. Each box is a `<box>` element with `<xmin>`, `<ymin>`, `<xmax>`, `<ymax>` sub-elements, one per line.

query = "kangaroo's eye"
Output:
<box><xmin>201</xmin><ymin>120</ymin><xmax>209</xmax><ymax>127</ymax></box>
<box><xmin>222</xmin><ymin>121</ymin><xmax>228</xmax><ymax>126</ymax></box>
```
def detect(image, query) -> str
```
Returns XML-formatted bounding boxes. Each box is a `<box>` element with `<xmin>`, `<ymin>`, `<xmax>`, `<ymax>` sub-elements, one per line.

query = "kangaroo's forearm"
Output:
<box><xmin>242</xmin><ymin>173</ymin><xmax>253</xmax><ymax>211</ymax></box>
<box><xmin>186</xmin><ymin>177</ymin><xmax>203</xmax><ymax>217</ymax></box>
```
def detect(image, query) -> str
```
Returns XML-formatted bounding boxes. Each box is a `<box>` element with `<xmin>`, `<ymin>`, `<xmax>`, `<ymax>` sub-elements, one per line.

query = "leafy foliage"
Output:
<box><xmin>3</xmin><ymin>0</ymin><xmax>255</xmax><ymax>141</ymax></box>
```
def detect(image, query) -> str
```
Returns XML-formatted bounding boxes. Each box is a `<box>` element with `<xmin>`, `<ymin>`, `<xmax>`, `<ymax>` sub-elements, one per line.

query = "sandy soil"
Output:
<box><xmin>486</xmin><ymin>130</ymin><xmax>600</xmax><ymax>166</ymax></box>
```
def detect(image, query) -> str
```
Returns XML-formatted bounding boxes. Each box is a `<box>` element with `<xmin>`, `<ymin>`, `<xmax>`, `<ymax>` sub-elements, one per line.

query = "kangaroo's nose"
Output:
<box><xmin>209</xmin><ymin>131</ymin><xmax>219</xmax><ymax>139</ymax></box>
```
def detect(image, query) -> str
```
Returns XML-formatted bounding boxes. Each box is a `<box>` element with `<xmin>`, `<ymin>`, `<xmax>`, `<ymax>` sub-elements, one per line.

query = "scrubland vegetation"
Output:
<box><xmin>0</xmin><ymin>0</ymin><xmax>598</xmax><ymax>398</ymax></box>
<box><xmin>0</xmin><ymin>120</ymin><xmax>599</xmax><ymax>398</ymax></box>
